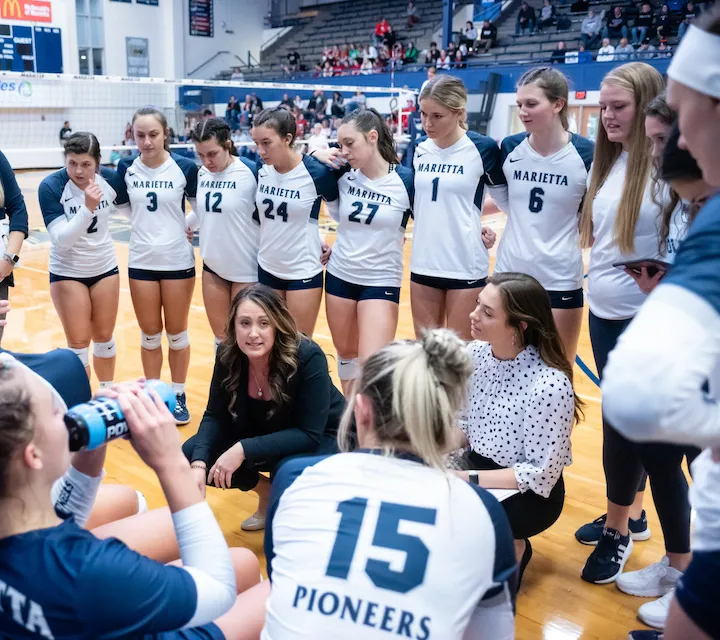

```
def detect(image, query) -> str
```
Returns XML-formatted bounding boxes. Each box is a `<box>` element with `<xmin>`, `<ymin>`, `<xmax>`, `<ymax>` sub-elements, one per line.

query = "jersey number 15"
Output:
<box><xmin>326</xmin><ymin>498</ymin><xmax>437</xmax><ymax>594</ymax></box>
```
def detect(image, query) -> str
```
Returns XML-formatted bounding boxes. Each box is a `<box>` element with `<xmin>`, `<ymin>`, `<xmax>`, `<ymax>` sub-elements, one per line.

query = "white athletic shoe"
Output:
<box><xmin>616</xmin><ymin>556</ymin><xmax>681</xmax><ymax>597</ymax></box>
<box><xmin>638</xmin><ymin>588</ymin><xmax>675</xmax><ymax>629</ymax></box>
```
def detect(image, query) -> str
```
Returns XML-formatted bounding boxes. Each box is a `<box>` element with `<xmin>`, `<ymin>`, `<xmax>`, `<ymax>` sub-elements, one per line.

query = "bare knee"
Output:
<box><xmin>229</xmin><ymin>548</ymin><xmax>261</xmax><ymax>593</ymax></box>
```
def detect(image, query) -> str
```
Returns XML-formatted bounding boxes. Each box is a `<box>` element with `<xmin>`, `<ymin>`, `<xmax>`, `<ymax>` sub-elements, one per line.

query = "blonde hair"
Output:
<box><xmin>419</xmin><ymin>75</ymin><xmax>469</xmax><ymax>130</ymax></box>
<box><xmin>516</xmin><ymin>66</ymin><xmax>570</xmax><ymax>131</ymax></box>
<box><xmin>338</xmin><ymin>329</ymin><xmax>472</xmax><ymax>469</ymax></box>
<box><xmin>580</xmin><ymin>63</ymin><xmax>665</xmax><ymax>252</ymax></box>
<box><xmin>0</xmin><ymin>180</ymin><xmax>4</xmax><ymax>209</ymax></box>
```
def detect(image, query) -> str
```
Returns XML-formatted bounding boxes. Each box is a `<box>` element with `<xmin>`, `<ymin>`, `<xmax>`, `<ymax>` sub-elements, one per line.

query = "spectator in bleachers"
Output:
<box><xmin>225</xmin><ymin>96</ymin><xmax>241</xmax><ymax>130</ymax></box>
<box><xmin>322</xmin><ymin>61</ymin><xmax>333</xmax><ymax>77</ymax></box>
<box><xmin>538</xmin><ymin>0</ymin><xmax>557</xmax><ymax>31</ymax></box>
<box><xmin>348</xmin><ymin>43</ymin><xmax>359</xmax><ymax>62</ymax></box>
<box><xmin>59</xmin><ymin>121</ymin><xmax>72</xmax><ymax>146</ymax></box>
<box><xmin>287</xmin><ymin>50</ymin><xmax>300</xmax><ymax>73</ymax></box>
<box><xmin>615</xmin><ymin>36</ymin><xmax>636</xmax><ymax>59</ymax></box>
<box><xmin>436</xmin><ymin>48</ymin><xmax>452</xmax><ymax>68</ymax></box>
<box><xmin>391</xmin><ymin>42</ymin><xmax>405</xmax><ymax>67</ymax></box>
<box><xmin>636</xmin><ymin>37</ymin><xmax>656</xmax><ymax>57</ymax></box>
<box><xmin>448</xmin><ymin>41</ymin><xmax>458</xmax><ymax>59</ymax></box>
<box><xmin>581</xmin><ymin>8</ymin><xmax>604</xmax><ymax>48</ymax></box>
<box><xmin>320</xmin><ymin>118</ymin><xmax>332</xmax><ymax>138</ymax></box>
<box><xmin>230</xmin><ymin>67</ymin><xmax>244</xmax><ymax>80</ymax></box>
<box><xmin>420</xmin><ymin>65</ymin><xmax>437</xmax><ymax>94</ymax></box>
<box><xmin>603</xmin><ymin>6</ymin><xmax>629</xmax><ymax>40</ymax></box>
<box><xmin>404</xmin><ymin>40</ymin><xmax>419</xmax><ymax>63</ymax></box>
<box><xmin>384</xmin><ymin>24</ymin><xmax>397</xmax><ymax>49</ymax></box>
<box><xmin>463</xmin><ymin>20</ymin><xmax>479</xmax><ymax>46</ymax></box>
<box><xmin>330</xmin><ymin>92</ymin><xmax>345</xmax><ymax>118</ymax></box>
<box><xmin>578</xmin><ymin>41</ymin><xmax>594</xmax><ymax>61</ymax></box>
<box><xmin>632</xmin><ymin>2</ymin><xmax>654</xmax><ymax>44</ymax></box>
<box><xmin>294</xmin><ymin>95</ymin><xmax>306</xmax><ymax>111</ymax></box>
<box><xmin>516</xmin><ymin>1</ymin><xmax>537</xmax><ymax>34</ymax></box>
<box><xmin>424</xmin><ymin>41</ymin><xmax>441</xmax><ymax>64</ymax></box>
<box><xmin>374</xmin><ymin>16</ymin><xmax>390</xmax><ymax>46</ymax></box>
<box><xmin>360</xmin><ymin>57</ymin><xmax>373</xmax><ymax>74</ymax></box>
<box><xmin>365</xmin><ymin>42</ymin><xmax>378</xmax><ymax>62</ymax></box>
<box><xmin>307</xmin><ymin>123</ymin><xmax>329</xmax><ymax>153</ymax></box>
<box><xmin>597</xmin><ymin>37</ymin><xmax>616</xmax><ymax>60</ymax></box>
<box><xmin>454</xmin><ymin>48</ymin><xmax>467</xmax><ymax>68</ymax></box>
<box><xmin>346</xmin><ymin>90</ymin><xmax>366</xmax><ymax>112</ymax></box>
<box><xmin>551</xmin><ymin>40</ymin><xmax>568</xmax><ymax>62</ymax></box>
<box><xmin>678</xmin><ymin>0</ymin><xmax>701</xmax><ymax>37</ymax></box>
<box><xmin>279</xmin><ymin>94</ymin><xmax>294</xmax><ymax>110</ymax></box>
<box><xmin>407</xmin><ymin>0</ymin><xmax>420</xmax><ymax>28</ymax></box>
<box><xmin>478</xmin><ymin>19</ymin><xmax>498</xmax><ymax>52</ymax></box>
<box><xmin>655</xmin><ymin>38</ymin><xmax>672</xmax><ymax>56</ymax></box>
<box><xmin>294</xmin><ymin>109</ymin><xmax>308</xmax><ymax>138</ymax></box>
<box><xmin>656</xmin><ymin>3</ymin><xmax>674</xmax><ymax>39</ymax></box>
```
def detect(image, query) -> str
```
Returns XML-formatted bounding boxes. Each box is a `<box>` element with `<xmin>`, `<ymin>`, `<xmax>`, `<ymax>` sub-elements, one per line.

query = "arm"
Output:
<box><xmin>0</xmin><ymin>150</ymin><xmax>29</xmax><ymax>238</ymax></box>
<box><xmin>51</xmin><ymin>459</ymin><xmax>106</xmax><ymax>527</ymax></box>
<box><xmin>191</xmin><ymin>355</ymin><xmax>234</xmax><ymax>465</ymax></box>
<box><xmin>463</xmin><ymin>587</ymin><xmax>515</xmax><ymax>640</ymax></box>
<box><xmin>241</xmin><ymin>345</ymin><xmax>330</xmax><ymax>464</ymax></box>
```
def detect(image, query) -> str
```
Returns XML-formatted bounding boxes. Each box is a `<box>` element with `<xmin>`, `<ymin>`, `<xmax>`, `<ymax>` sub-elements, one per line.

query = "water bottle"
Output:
<box><xmin>65</xmin><ymin>380</ymin><xmax>177</xmax><ymax>452</ymax></box>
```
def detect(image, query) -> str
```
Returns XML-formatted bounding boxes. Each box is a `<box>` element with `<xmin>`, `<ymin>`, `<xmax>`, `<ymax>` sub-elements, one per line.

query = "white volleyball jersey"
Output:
<box><xmin>587</xmin><ymin>152</ymin><xmax>667</xmax><ymax>320</ymax></box>
<box><xmin>197</xmin><ymin>157</ymin><xmax>260</xmax><ymax>282</ymax></box>
<box><xmin>38</xmin><ymin>167</ymin><xmax>123</xmax><ymax>278</ymax></box>
<box><xmin>664</xmin><ymin>201</ymin><xmax>690</xmax><ymax>265</ymax></box>
<box><xmin>263</xmin><ymin>451</ymin><xmax>516</xmax><ymax>640</ymax></box>
<box><xmin>326</xmin><ymin>165</ymin><xmax>413</xmax><ymax>288</ymax></box>
<box><xmin>494</xmin><ymin>133</ymin><xmax>594</xmax><ymax>291</ymax></box>
<box><xmin>256</xmin><ymin>155</ymin><xmax>339</xmax><ymax>280</ymax></box>
<box><xmin>410</xmin><ymin>132</ymin><xmax>506</xmax><ymax>281</ymax></box>
<box><xmin>117</xmin><ymin>153</ymin><xmax>198</xmax><ymax>271</ymax></box>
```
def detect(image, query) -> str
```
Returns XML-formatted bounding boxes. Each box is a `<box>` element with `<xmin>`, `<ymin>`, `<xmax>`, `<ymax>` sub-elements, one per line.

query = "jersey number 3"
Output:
<box><xmin>326</xmin><ymin>498</ymin><xmax>437</xmax><ymax>593</ymax></box>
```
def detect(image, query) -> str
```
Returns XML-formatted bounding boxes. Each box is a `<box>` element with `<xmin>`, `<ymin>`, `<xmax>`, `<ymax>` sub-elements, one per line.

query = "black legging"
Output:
<box><xmin>468</xmin><ymin>451</ymin><xmax>565</xmax><ymax>540</ymax></box>
<box><xmin>589</xmin><ymin>311</ymin><xmax>699</xmax><ymax>553</ymax></box>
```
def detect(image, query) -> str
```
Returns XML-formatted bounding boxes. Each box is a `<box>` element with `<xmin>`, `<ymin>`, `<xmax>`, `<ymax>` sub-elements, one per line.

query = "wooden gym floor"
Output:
<box><xmin>8</xmin><ymin>169</ymin><xmax>683</xmax><ymax>639</ymax></box>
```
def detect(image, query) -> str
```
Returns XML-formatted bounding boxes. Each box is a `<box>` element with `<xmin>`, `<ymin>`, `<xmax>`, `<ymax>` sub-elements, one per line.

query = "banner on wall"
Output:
<box><xmin>126</xmin><ymin>37</ymin><xmax>149</xmax><ymax>77</ymax></box>
<box><xmin>0</xmin><ymin>0</ymin><xmax>52</xmax><ymax>22</ymax></box>
<box><xmin>189</xmin><ymin>0</ymin><xmax>213</xmax><ymax>37</ymax></box>
<box><xmin>136</xmin><ymin>0</ymin><xmax>159</xmax><ymax>5</ymax></box>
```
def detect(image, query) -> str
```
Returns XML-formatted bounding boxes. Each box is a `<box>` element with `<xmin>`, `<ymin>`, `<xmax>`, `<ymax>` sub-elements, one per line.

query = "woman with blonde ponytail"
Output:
<box><xmin>263</xmin><ymin>329</ymin><xmax>516</xmax><ymax>640</ymax></box>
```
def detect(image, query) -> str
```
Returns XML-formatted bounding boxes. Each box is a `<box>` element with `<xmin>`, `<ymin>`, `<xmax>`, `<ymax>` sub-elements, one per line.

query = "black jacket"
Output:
<box><xmin>189</xmin><ymin>339</ymin><xmax>345</xmax><ymax>467</ymax></box>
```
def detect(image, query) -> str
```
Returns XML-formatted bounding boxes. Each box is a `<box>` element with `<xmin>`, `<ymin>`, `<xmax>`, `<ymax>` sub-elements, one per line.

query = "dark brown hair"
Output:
<box><xmin>191</xmin><ymin>117</ymin><xmax>238</xmax><ymax>156</ymax></box>
<box><xmin>252</xmin><ymin>107</ymin><xmax>297</xmax><ymax>146</ymax></box>
<box><xmin>516</xmin><ymin>67</ymin><xmax>570</xmax><ymax>130</ymax></box>
<box><xmin>488</xmin><ymin>272</ymin><xmax>584</xmax><ymax>424</ymax></box>
<box><xmin>221</xmin><ymin>284</ymin><xmax>301</xmax><ymax>417</ymax></box>
<box><xmin>341</xmin><ymin>108</ymin><xmax>397</xmax><ymax>164</ymax></box>
<box><xmin>132</xmin><ymin>106</ymin><xmax>171</xmax><ymax>151</ymax></box>
<box><xmin>63</xmin><ymin>132</ymin><xmax>102</xmax><ymax>168</ymax></box>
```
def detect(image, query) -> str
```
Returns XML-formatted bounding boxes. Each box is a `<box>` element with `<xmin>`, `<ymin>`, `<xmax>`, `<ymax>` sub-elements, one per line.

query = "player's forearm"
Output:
<box><xmin>5</xmin><ymin>230</ymin><xmax>24</xmax><ymax>254</ymax></box>
<box><xmin>156</xmin><ymin>456</ymin><xmax>206</xmax><ymax>513</ymax></box>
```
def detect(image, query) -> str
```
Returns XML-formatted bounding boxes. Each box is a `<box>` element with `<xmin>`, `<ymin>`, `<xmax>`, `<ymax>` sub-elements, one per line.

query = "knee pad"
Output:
<box><xmin>93</xmin><ymin>337</ymin><xmax>116</xmax><ymax>359</ymax></box>
<box><xmin>338</xmin><ymin>356</ymin><xmax>361</xmax><ymax>381</ymax></box>
<box><xmin>167</xmin><ymin>330</ymin><xmax>190</xmax><ymax>351</ymax></box>
<box><xmin>140</xmin><ymin>331</ymin><xmax>162</xmax><ymax>351</ymax></box>
<box><xmin>68</xmin><ymin>346</ymin><xmax>89</xmax><ymax>368</ymax></box>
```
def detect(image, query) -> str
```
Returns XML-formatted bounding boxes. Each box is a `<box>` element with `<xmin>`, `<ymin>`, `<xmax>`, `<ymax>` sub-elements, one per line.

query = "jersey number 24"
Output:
<box><xmin>326</xmin><ymin>498</ymin><xmax>437</xmax><ymax>594</ymax></box>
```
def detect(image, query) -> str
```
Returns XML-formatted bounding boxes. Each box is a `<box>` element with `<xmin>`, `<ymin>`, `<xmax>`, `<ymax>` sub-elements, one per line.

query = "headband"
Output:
<box><xmin>0</xmin><ymin>352</ymin><xmax>68</xmax><ymax>413</ymax></box>
<box><xmin>667</xmin><ymin>25</ymin><xmax>720</xmax><ymax>99</ymax></box>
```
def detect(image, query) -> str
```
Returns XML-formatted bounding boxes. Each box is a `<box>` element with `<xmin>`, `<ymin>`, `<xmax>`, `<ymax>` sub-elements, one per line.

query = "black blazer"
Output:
<box><xmin>190</xmin><ymin>338</ymin><xmax>345</xmax><ymax>467</ymax></box>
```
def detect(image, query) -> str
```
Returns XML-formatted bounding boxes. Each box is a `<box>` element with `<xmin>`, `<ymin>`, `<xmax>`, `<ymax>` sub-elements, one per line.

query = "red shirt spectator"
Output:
<box><xmin>296</xmin><ymin>112</ymin><xmax>307</xmax><ymax>138</ymax></box>
<box><xmin>375</xmin><ymin>18</ymin><xmax>390</xmax><ymax>37</ymax></box>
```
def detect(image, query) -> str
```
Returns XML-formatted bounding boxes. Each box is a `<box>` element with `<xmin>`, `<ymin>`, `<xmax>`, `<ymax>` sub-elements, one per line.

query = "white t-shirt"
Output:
<box><xmin>326</xmin><ymin>164</ymin><xmax>413</xmax><ymax>288</ymax></box>
<box><xmin>197</xmin><ymin>157</ymin><xmax>260</xmax><ymax>282</ymax></box>
<box><xmin>494</xmin><ymin>132</ymin><xmax>594</xmax><ymax>291</ymax></box>
<box><xmin>262</xmin><ymin>451</ymin><xmax>516</xmax><ymax>639</ymax></box>
<box><xmin>586</xmin><ymin>152</ymin><xmax>667</xmax><ymax>320</ymax></box>
<box><xmin>664</xmin><ymin>200</ymin><xmax>690</xmax><ymax>264</ymax></box>
<box><xmin>117</xmin><ymin>153</ymin><xmax>198</xmax><ymax>271</ymax></box>
<box><xmin>307</xmin><ymin>134</ymin><xmax>329</xmax><ymax>154</ymax></box>
<box><xmin>256</xmin><ymin>155</ymin><xmax>338</xmax><ymax>280</ymax></box>
<box><xmin>410</xmin><ymin>131</ymin><xmax>506</xmax><ymax>281</ymax></box>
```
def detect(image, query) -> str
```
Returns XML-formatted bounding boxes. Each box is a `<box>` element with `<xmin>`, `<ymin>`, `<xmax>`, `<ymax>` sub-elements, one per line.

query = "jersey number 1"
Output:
<box><xmin>326</xmin><ymin>497</ymin><xmax>436</xmax><ymax>593</ymax></box>
<box><xmin>431</xmin><ymin>177</ymin><xmax>440</xmax><ymax>202</ymax></box>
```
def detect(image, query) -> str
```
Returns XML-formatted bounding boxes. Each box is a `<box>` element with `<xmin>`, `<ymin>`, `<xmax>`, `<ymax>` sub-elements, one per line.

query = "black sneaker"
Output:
<box><xmin>628</xmin><ymin>632</ymin><xmax>663</xmax><ymax>640</ymax></box>
<box><xmin>581</xmin><ymin>527</ymin><xmax>634</xmax><ymax>584</ymax></box>
<box><xmin>575</xmin><ymin>510</ymin><xmax>651</xmax><ymax>546</ymax></box>
<box><xmin>174</xmin><ymin>392</ymin><xmax>190</xmax><ymax>425</ymax></box>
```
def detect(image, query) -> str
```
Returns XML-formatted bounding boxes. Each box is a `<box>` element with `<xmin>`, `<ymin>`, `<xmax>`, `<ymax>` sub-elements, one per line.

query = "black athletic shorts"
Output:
<box><xmin>325</xmin><ymin>272</ymin><xmax>400</xmax><ymax>304</ymax></box>
<box><xmin>547</xmin><ymin>287</ymin><xmax>584</xmax><ymax>310</ymax></box>
<box><xmin>410</xmin><ymin>272</ymin><xmax>487</xmax><ymax>291</ymax></box>
<box><xmin>258</xmin><ymin>265</ymin><xmax>323</xmax><ymax>291</ymax></box>
<box><xmin>128</xmin><ymin>267</ymin><xmax>196</xmax><ymax>281</ymax></box>
<box><xmin>49</xmin><ymin>266</ymin><xmax>119</xmax><ymax>288</ymax></box>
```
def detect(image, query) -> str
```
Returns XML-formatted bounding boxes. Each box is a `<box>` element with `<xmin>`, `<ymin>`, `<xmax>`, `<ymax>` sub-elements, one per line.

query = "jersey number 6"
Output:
<box><xmin>326</xmin><ymin>497</ymin><xmax>437</xmax><ymax>593</ymax></box>
<box><xmin>529</xmin><ymin>187</ymin><xmax>544</xmax><ymax>214</ymax></box>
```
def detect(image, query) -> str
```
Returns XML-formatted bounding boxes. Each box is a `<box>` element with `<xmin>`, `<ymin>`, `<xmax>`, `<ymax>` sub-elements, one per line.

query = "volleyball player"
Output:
<box><xmin>191</xmin><ymin>117</ymin><xmax>259</xmax><ymax>347</ymax></box>
<box><xmin>38</xmin><ymin>132</ymin><xmax>124</xmax><ymax>387</ymax></box>
<box><xmin>602</xmin><ymin>14</ymin><xmax>720</xmax><ymax>639</ymax></box>
<box><xmin>322</xmin><ymin>109</ymin><xmax>413</xmax><ymax>393</ymax></box>
<box><xmin>492</xmin><ymin>68</ymin><xmax>594</xmax><ymax>363</ymax></box>
<box><xmin>116</xmin><ymin>107</ymin><xmax>198</xmax><ymax>425</ymax></box>
<box><xmin>409</xmin><ymin>75</ymin><xmax>506</xmax><ymax>341</ymax></box>
<box><xmin>263</xmin><ymin>330</ymin><xmax>516</xmax><ymax>639</ymax></box>
<box><xmin>250</xmin><ymin>108</ymin><xmax>338</xmax><ymax>337</ymax></box>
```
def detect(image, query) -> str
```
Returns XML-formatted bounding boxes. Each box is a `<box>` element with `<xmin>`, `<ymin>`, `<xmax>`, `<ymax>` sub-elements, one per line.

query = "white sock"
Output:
<box><xmin>172</xmin><ymin>382</ymin><xmax>186</xmax><ymax>395</ymax></box>
<box><xmin>98</xmin><ymin>381</ymin><xmax>113</xmax><ymax>389</ymax></box>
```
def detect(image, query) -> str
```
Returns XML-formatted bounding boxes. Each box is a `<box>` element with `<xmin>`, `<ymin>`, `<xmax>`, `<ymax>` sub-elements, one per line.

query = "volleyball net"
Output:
<box><xmin>0</xmin><ymin>71</ymin><xmax>416</xmax><ymax>170</ymax></box>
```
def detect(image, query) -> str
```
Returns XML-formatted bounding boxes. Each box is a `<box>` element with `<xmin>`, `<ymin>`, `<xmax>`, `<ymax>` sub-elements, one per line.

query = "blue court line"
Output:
<box><xmin>576</xmin><ymin>272</ymin><xmax>601</xmax><ymax>388</ymax></box>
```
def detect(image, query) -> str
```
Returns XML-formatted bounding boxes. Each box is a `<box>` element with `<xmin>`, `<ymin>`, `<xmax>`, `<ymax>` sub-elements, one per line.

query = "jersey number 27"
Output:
<box><xmin>326</xmin><ymin>498</ymin><xmax>437</xmax><ymax>594</ymax></box>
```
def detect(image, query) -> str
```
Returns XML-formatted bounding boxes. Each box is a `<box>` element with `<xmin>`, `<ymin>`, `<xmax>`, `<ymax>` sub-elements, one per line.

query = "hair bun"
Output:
<box><xmin>421</xmin><ymin>329</ymin><xmax>472</xmax><ymax>388</ymax></box>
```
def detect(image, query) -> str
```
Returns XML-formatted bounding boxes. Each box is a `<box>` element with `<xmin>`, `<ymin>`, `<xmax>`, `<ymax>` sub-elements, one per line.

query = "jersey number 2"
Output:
<box><xmin>205</xmin><ymin>192</ymin><xmax>223</xmax><ymax>213</ymax></box>
<box><xmin>528</xmin><ymin>187</ymin><xmax>544</xmax><ymax>214</ymax></box>
<box><xmin>349</xmin><ymin>201</ymin><xmax>379</xmax><ymax>225</ymax></box>
<box><xmin>86</xmin><ymin>216</ymin><xmax>98</xmax><ymax>234</ymax></box>
<box><xmin>326</xmin><ymin>497</ymin><xmax>436</xmax><ymax>593</ymax></box>
<box><xmin>262</xmin><ymin>198</ymin><xmax>288</xmax><ymax>223</ymax></box>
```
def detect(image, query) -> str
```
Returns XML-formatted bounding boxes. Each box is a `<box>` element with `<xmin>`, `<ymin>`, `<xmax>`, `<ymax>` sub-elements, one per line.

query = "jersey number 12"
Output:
<box><xmin>326</xmin><ymin>498</ymin><xmax>436</xmax><ymax>594</ymax></box>
<box><xmin>205</xmin><ymin>192</ymin><xmax>223</xmax><ymax>213</ymax></box>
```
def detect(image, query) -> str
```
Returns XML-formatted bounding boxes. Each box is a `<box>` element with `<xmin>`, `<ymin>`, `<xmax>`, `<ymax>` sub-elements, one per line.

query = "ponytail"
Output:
<box><xmin>338</xmin><ymin>329</ymin><xmax>471</xmax><ymax>469</ymax></box>
<box><xmin>341</xmin><ymin>108</ymin><xmax>397</xmax><ymax>164</ymax></box>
